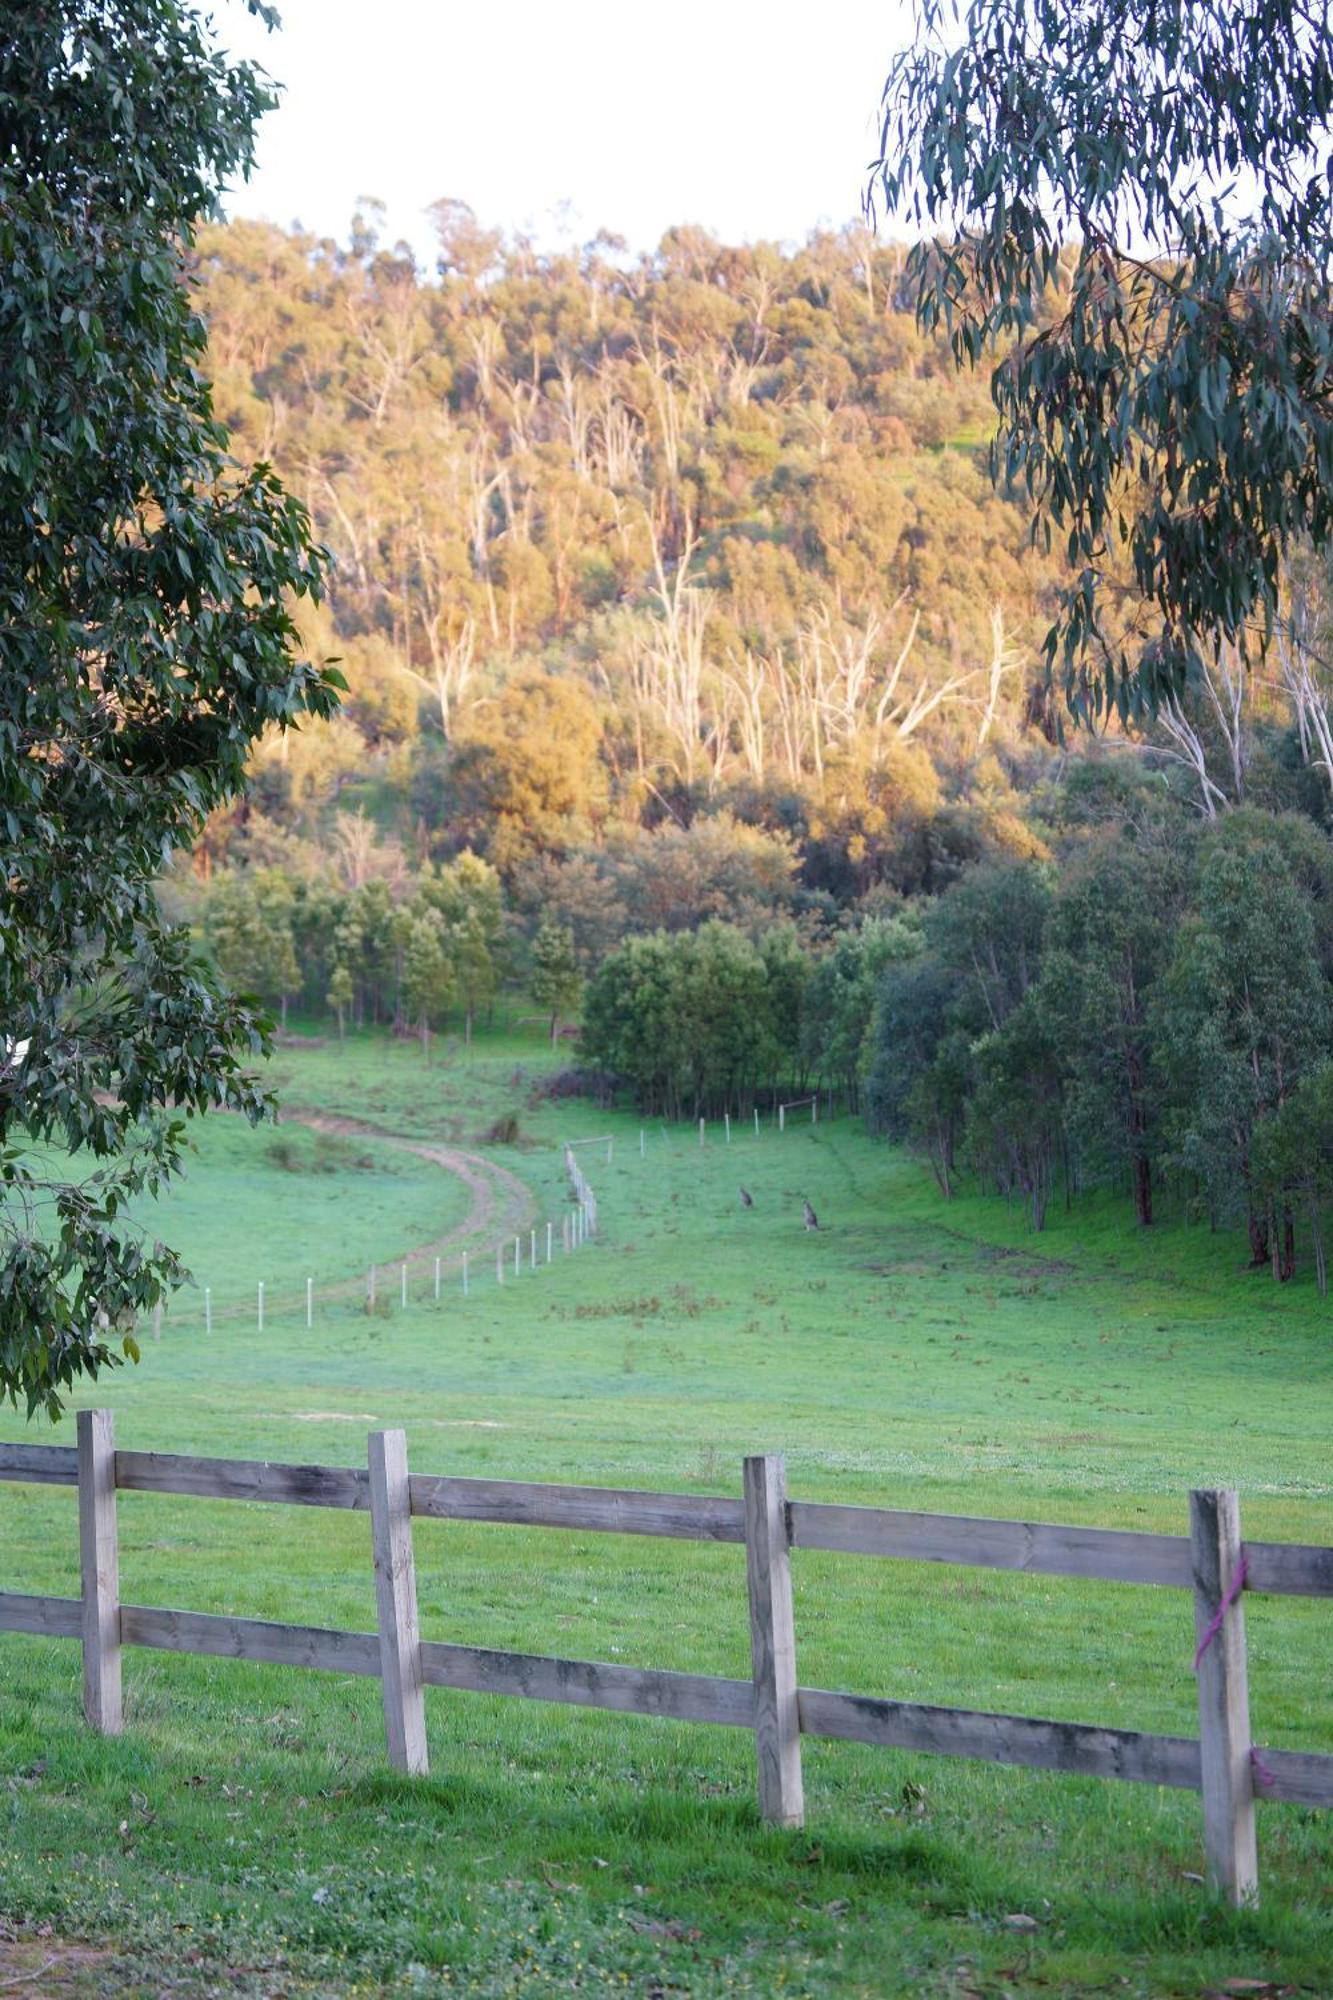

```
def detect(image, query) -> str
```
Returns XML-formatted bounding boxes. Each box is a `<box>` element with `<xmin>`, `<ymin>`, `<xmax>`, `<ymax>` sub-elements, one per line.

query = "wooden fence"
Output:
<box><xmin>3</xmin><ymin>1415</ymin><xmax>1332</xmax><ymax>1906</ymax></box>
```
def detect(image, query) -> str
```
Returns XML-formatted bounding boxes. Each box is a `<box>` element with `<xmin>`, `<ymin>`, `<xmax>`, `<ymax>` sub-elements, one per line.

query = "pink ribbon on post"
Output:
<box><xmin>1249</xmin><ymin>1747</ymin><xmax>1277</xmax><ymax>1794</ymax></box>
<box><xmin>1191</xmin><ymin>1553</ymin><xmax>1277</xmax><ymax>1796</ymax></box>
<box><xmin>1192</xmin><ymin>1552</ymin><xmax>1248</xmax><ymax>1673</ymax></box>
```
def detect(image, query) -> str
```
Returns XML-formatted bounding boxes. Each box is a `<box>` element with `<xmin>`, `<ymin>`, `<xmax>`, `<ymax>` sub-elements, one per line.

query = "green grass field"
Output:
<box><xmin>2</xmin><ymin>1026</ymin><xmax>1331</xmax><ymax>1997</ymax></box>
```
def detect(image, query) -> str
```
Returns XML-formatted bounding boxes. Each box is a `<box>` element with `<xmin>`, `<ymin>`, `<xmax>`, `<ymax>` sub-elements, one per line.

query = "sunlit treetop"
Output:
<box><xmin>873</xmin><ymin>0</ymin><xmax>1333</xmax><ymax>718</ymax></box>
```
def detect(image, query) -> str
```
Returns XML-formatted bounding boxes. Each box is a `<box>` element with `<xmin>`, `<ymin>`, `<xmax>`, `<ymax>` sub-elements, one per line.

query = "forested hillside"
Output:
<box><xmin>192</xmin><ymin>209</ymin><xmax>1065</xmax><ymax>884</ymax></box>
<box><xmin>181</xmin><ymin>209</ymin><xmax>1333</xmax><ymax>1281</ymax></box>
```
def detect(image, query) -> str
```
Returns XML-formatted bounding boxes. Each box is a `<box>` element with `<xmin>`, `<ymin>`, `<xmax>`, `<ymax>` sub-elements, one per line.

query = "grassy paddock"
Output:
<box><xmin>2</xmin><ymin>1025</ymin><xmax>1331</xmax><ymax>1996</ymax></box>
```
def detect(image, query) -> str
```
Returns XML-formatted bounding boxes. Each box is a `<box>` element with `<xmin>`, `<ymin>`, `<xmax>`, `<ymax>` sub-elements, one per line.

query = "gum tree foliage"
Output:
<box><xmin>529</xmin><ymin>918</ymin><xmax>583</xmax><ymax>1046</ymax></box>
<box><xmin>0</xmin><ymin>2</ymin><xmax>341</xmax><ymax>1413</ymax></box>
<box><xmin>1153</xmin><ymin>821</ymin><xmax>1331</xmax><ymax>1267</ymax></box>
<box><xmin>875</xmin><ymin>2</ymin><xmax>1333</xmax><ymax>715</ymax></box>
<box><xmin>1034</xmin><ymin>830</ymin><xmax>1188</xmax><ymax>1225</ymax></box>
<box><xmin>582</xmin><ymin>924</ymin><xmax>789</xmax><ymax>1120</ymax></box>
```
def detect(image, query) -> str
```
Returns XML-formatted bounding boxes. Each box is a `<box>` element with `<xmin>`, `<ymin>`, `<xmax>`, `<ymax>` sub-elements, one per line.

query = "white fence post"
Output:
<box><xmin>368</xmin><ymin>1429</ymin><xmax>428</xmax><ymax>1777</ymax></box>
<box><xmin>77</xmin><ymin>1409</ymin><xmax>122</xmax><ymax>1736</ymax></box>
<box><xmin>1190</xmin><ymin>1489</ymin><xmax>1258</xmax><ymax>1905</ymax></box>
<box><xmin>513</xmin><ymin>1236</ymin><xmax>520</xmax><ymax>1277</ymax></box>
<box><xmin>530</xmin><ymin>1228</ymin><xmax>537</xmax><ymax>1271</ymax></box>
<box><xmin>699</xmin><ymin>1118</ymin><xmax>706</xmax><ymax>1147</ymax></box>
<box><xmin>725</xmin><ymin>1113</ymin><xmax>731</xmax><ymax>1145</ymax></box>
<box><xmin>496</xmin><ymin>1245</ymin><xmax>503</xmax><ymax>1286</ymax></box>
<box><xmin>743</xmin><ymin>1453</ymin><xmax>803</xmax><ymax>1827</ymax></box>
<box><xmin>400</xmin><ymin>1263</ymin><xmax>407</xmax><ymax>1309</ymax></box>
<box><xmin>434</xmin><ymin>1256</ymin><xmax>441</xmax><ymax>1301</ymax></box>
<box><xmin>754</xmin><ymin>1109</ymin><xmax>760</xmax><ymax>1137</ymax></box>
<box><xmin>546</xmin><ymin>1221</ymin><xmax>553</xmax><ymax>1263</ymax></box>
<box><xmin>779</xmin><ymin>1105</ymin><xmax>785</xmax><ymax>1134</ymax></box>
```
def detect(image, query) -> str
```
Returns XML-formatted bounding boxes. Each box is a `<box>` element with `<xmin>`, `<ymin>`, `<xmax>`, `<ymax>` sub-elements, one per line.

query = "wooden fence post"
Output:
<box><xmin>743</xmin><ymin>1453</ymin><xmax>804</xmax><ymax>1827</ymax></box>
<box><xmin>368</xmin><ymin>1429</ymin><xmax>428</xmax><ymax>1777</ymax></box>
<box><xmin>1190</xmin><ymin>1488</ymin><xmax>1258</xmax><ymax>1905</ymax></box>
<box><xmin>77</xmin><ymin>1408</ymin><xmax>121</xmax><ymax>1735</ymax></box>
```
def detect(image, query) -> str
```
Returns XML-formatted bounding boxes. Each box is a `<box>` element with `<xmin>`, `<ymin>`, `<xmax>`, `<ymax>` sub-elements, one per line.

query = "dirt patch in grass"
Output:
<box><xmin>0</xmin><ymin>1931</ymin><xmax>115</xmax><ymax>1996</ymax></box>
<box><xmin>857</xmin><ymin>1230</ymin><xmax>1077</xmax><ymax>1287</ymax></box>
<box><xmin>288</xmin><ymin>1411</ymin><xmax>380</xmax><ymax>1423</ymax></box>
<box><xmin>972</xmin><ymin>1242</ymin><xmax>1076</xmax><ymax>1277</ymax></box>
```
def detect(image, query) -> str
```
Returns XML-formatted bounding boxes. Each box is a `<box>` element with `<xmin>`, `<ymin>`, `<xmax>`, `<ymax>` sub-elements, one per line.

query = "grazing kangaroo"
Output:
<box><xmin>739</xmin><ymin>1186</ymin><xmax>754</xmax><ymax>1208</ymax></box>
<box><xmin>802</xmin><ymin>1198</ymin><xmax>819</xmax><ymax>1231</ymax></box>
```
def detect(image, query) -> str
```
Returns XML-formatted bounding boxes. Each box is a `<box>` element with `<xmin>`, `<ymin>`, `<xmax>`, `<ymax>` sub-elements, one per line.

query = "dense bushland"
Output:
<box><xmin>170</xmin><ymin>210</ymin><xmax>1333</xmax><ymax>1287</ymax></box>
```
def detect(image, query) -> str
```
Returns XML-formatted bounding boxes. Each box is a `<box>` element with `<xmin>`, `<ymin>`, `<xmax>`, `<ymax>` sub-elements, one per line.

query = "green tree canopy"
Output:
<box><xmin>875</xmin><ymin>1</ymin><xmax>1333</xmax><ymax>716</ymax></box>
<box><xmin>530</xmin><ymin>918</ymin><xmax>583</xmax><ymax>1045</ymax></box>
<box><xmin>0</xmin><ymin>0</ymin><xmax>340</xmax><ymax>1413</ymax></box>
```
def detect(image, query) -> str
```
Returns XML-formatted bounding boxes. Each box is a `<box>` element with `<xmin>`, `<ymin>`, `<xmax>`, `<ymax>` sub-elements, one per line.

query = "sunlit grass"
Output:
<box><xmin>2</xmin><ymin>1023</ymin><xmax>1330</xmax><ymax>1995</ymax></box>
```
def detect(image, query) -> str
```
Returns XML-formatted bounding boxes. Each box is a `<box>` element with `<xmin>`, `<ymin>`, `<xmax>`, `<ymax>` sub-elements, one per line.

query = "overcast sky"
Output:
<box><xmin>217</xmin><ymin>0</ymin><xmax>915</xmax><ymax>265</ymax></box>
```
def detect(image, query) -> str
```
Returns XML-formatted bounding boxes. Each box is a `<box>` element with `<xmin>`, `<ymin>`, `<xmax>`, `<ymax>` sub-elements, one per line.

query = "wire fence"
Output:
<box><xmin>143</xmin><ymin>1103</ymin><xmax>835</xmax><ymax>1338</ymax></box>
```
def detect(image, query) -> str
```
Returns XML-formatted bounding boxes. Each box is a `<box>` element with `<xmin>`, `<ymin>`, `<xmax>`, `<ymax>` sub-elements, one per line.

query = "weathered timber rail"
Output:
<box><xmin>3</xmin><ymin>1416</ymin><xmax>1331</xmax><ymax>1906</ymax></box>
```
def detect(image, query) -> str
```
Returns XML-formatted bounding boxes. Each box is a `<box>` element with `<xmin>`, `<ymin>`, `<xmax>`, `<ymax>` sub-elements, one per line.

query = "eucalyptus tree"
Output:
<box><xmin>1154</xmin><ymin>822</ymin><xmax>1331</xmax><ymax>1270</ymax></box>
<box><xmin>1035</xmin><ymin>831</ymin><xmax>1189</xmax><ymax>1223</ymax></box>
<box><xmin>0</xmin><ymin>1</ymin><xmax>341</xmax><ymax>1413</ymax></box>
<box><xmin>875</xmin><ymin>2</ymin><xmax>1333</xmax><ymax>716</ymax></box>
<box><xmin>530</xmin><ymin>919</ymin><xmax>583</xmax><ymax>1047</ymax></box>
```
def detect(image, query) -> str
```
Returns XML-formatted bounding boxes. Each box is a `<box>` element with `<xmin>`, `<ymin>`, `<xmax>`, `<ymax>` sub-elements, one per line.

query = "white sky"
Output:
<box><xmin>216</xmin><ymin>0</ymin><xmax>915</xmax><ymax>264</ymax></box>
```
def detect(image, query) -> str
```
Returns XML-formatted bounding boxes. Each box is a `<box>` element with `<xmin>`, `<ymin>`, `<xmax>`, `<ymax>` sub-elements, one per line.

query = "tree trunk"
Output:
<box><xmin>1278</xmin><ymin>1204</ymin><xmax>1295</xmax><ymax>1282</ymax></box>
<box><xmin>1247</xmin><ymin>1209</ymin><xmax>1270</xmax><ymax>1267</ymax></box>
<box><xmin>1133</xmin><ymin>1151</ymin><xmax>1153</xmax><ymax>1227</ymax></box>
<box><xmin>1310</xmin><ymin>1201</ymin><xmax>1327</xmax><ymax>1298</ymax></box>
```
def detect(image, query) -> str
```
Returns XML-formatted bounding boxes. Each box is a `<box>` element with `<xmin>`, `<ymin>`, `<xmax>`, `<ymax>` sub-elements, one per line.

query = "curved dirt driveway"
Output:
<box><xmin>207</xmin><ymin>1108</ymin><xmax>542</xmax><ymax>1324</ymax></box>
<box><xmin>289</xmin><ymin>1107</ymin><xmax>539</xmax><ymax>1263</ymax></box>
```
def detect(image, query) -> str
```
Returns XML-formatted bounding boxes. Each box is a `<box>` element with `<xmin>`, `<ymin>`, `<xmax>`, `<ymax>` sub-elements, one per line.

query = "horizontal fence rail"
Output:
<box><xmin>2</xmin><ymin>1419</ymin><xmax>1330</xmax><ymax>1906</ymax></box>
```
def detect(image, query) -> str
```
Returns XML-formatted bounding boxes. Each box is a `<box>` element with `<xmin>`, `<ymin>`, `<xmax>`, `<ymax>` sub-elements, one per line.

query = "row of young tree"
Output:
<box><xmin>192</xmin><ymin>847</ymin><xmax>580</xmax><ymax>1053</ymax></box>
<box><xmin>579</xmin><ymin>916</ymin><xmax>913</xmax><ymax>1121</ymax></box>
<box><xmin>866</xmin><ymin>775</ymin><xmax>1333</xmax><ymax>1286</ymax></box>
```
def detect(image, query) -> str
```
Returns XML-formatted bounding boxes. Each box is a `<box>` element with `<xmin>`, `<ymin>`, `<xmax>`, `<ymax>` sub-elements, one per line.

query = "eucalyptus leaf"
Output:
<box><xmin>0</xmin><ymin>2</ymin><xmax>340</xmax><ymax>1415</ymax></box>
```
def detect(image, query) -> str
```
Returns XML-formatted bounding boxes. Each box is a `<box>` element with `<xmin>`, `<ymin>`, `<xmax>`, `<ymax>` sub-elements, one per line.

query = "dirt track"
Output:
<box><xmin>204</xmin><ymin>1108</ymin><xmax>541</xmax><ymax>1324</ymax></box>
